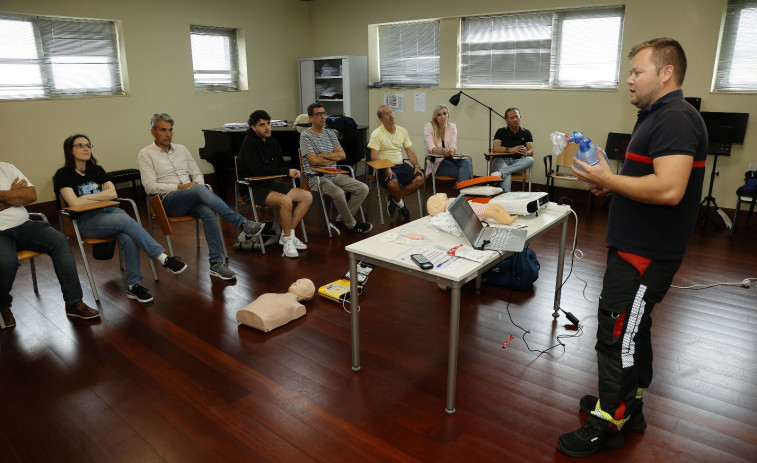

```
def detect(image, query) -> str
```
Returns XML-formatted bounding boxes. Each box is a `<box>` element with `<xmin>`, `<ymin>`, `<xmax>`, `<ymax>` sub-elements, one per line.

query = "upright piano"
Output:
<box><xmin>199</xmin><ymin>125</ymin><xmax>368</xmax><ymax>201</ymax></box>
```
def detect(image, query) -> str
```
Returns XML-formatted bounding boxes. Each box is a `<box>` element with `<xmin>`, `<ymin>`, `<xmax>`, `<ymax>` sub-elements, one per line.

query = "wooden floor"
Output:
<box><xmin>2</xmin><ymin>183</ymin><xmax>756</xmax><ymax>463</ymax></box>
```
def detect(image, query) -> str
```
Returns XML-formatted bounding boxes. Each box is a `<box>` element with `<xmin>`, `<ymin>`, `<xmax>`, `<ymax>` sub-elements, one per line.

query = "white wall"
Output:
<box><xmin>2</xmin><ymin>0</ymin><xmax>754</xmax><ymax>208</ymax></box>
<box><xmin>307</xmin><ymin>0</ymin><xmax>756</xmax><ymax>208</ymax></box>
<box><xmin>0</xmin><ymin>0</ymin><xmax>311</xmax><ymax>201</ymax></box>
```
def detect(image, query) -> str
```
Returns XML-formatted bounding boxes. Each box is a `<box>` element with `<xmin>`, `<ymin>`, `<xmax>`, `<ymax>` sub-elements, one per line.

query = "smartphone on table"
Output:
<box><xmin>410</xmin><ymin>253</ymin><xmax>433</xmax><ymax>270</ymax></box>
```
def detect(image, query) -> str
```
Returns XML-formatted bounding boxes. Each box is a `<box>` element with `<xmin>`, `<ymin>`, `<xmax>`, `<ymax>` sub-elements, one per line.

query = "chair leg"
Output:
<box><xmin>30</xmin><ymin>258</ymin><xmax>38</xmax><ymax>292</ymax></box>
<box><xmin>248</xmin><ymin>186</ymin><xmax>265</xmax><ymax>255</ymax></box>
<box><xmin>731</xmin><ymin>197</ymin><xmax>741</xmax><ymax>238</ymax></box>
<box><xmin>195</xmin><ymin>220</ymin><xmax>201</xmax><ymax>249</ymax></box>
<box><xmin>72</xmin><ymin>220</ymin><xmax>100</xmax><ymax>302</ymax></box>
<box><xmin>166</xmin><ymin>236</ymin><xmax>175</xmax><ymax>256</ymax></box>
<box><xmin>375</xmin><ymin>178</ymin><xmax>385</xmax><ymax>225</ymax></box>
<box><xmin>217</xmin><ymin>215</ymin><xmax>228</xmax><ymax>259</ymax></box>
<box><xmin>319</xmin><ymin>189</ymin><xmax>333</xmax><ymax>238</ymax></box>
<box><xmin>417</xmin><ymin>189</ymin><xmax>424</xmax><ymax>217</ymax></box>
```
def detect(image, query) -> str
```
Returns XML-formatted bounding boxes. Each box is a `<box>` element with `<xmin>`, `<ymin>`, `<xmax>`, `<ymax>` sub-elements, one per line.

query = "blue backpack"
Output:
<box><xmin>482</xmin><ymin>248</ymin><xmax>540</xmax><ymax>290</ymax></box>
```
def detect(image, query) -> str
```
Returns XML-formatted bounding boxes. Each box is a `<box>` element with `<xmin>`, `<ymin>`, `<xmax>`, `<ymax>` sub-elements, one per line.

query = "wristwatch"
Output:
<box><xmin>415</xmin><ymin>164</ymin><xmax>421</xmax><ymax>169</ymax></box>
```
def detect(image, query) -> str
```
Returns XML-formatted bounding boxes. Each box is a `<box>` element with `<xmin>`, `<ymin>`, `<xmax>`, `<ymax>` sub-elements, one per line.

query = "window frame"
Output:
<box><xmin>189</xmin><ymin>25</ymin><xmax>240</xmax><ymax>92</ymax></box>
<box><xmin>0</xmin><ymin>13</ymin><xmax>124</xmax><ymax>101</ymax></box>
<box><xmin>377</xmin><ymin>19</ymin><xmax>440</xmax><ymax>87</ymax></box>
<box><xmin>713</xmin><ymin>0</ymin><xmax>757</xmax><ymax>93</ymax></box>
<box><xmin>459</xmin><ymin>6</ymin><xmax>625</xmax><ymax>90</ymax></box>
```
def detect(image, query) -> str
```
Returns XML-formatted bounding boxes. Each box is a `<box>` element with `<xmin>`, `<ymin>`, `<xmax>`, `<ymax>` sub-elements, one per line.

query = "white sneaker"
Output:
<box><xmin>281</xmin><ymin>237</ymin><xmax>299</xmax><ymax>258</ymax></box>
<box><xmin>279</xmin><ymin>231</ymin><xmax>307</xmax><ymax>250</ymax></box>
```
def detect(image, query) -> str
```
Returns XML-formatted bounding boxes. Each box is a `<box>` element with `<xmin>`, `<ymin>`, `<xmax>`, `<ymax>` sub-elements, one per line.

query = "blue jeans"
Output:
<box><xmin>0</xmin><ymin>220</ymin><xmax>84</xmax><ymax>308</ymax></box>
<box><xmin>436</xmin><ymin>158</ymin><xmax>473</xmax><ymax>181</ymax></box>
<box><xmin>491</xmin><ymin>156</ymin><xmax>534</xmax><ymax>191</ymax></box>
<box><xmin>161</xmin><ymin>184</ymin><xmax>245</xmax><ymax>264</ymax></box>
<box><xmin>77</xmin><ymin>207</ymin><xmax>164</xmax><ymax>285</ymax></box>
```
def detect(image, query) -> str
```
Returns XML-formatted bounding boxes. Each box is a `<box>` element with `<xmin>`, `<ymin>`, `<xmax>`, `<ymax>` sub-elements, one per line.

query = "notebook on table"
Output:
<box><xmin>447</xmin><ymin>195</ymin><xmax>526</xmax><ymax>252</ymax></box>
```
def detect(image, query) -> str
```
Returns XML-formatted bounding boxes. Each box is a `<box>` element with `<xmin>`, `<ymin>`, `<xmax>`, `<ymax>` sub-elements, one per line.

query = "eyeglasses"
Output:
<box><xmin>73</xmin><ymin>143</ymin><xmax>93</xmax><ymax>149</ymax></box>
<box><xmin>313</xmin><ymin>111</ymin><xmax>327</xmax><ymax>117</ymax></box>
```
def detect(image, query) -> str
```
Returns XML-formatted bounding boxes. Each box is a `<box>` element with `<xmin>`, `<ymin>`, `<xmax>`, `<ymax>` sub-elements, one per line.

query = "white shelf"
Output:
<box><xmin>299</xmin><ymin>56</ymin><xmax>368</xmax><ymax>126</ymax></box>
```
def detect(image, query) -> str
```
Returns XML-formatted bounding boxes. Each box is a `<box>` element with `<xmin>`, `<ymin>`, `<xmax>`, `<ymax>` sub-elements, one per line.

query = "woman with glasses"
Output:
<box><xmin>53</xmin><ymin>134</ymin><xmax>188</xmax><ymax>303</ymax></box>
<box><xmin>423</xmin><ymin>104</ymin><xmax>473</xmax><ymax>182</ymax></box>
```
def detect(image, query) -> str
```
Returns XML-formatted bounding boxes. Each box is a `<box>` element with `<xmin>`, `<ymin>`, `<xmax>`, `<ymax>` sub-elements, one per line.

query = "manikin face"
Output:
<box><xmin>252</xmin><ymin>119</ymin><xmax>272</xmax><ymax>139</ymax></box>
<box><xmin>151</xmin><ymin>120</ymin><xmax>173</xmax><ymax>150</ymax></box>
<box><xmin>288</xmin><ymin>278</ymin><xmax>314</xmax><ymax>301</ymax></box>
<box><xmin>72</xmin><ymin>136</ymin><xmax>92</xmax><ymax>163</ymax></box>
<box><xmin>626</xmin><ymin>47</ymin><xmax>666</xmax><ymax>110</ymax></box>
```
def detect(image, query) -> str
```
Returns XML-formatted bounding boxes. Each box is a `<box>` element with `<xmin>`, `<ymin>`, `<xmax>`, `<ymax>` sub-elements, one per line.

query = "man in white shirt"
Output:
<box><xmin>0</xmin><ymin>162</ymin><xmax>99</xmax><ymax>329</ymax></box>
<box><xmin>367</xmin><ymin>105</ymin><xmax>423</xmax><ymax>221</ymax></box>
<box><xmin>138</xmin><ymin>113</ymin><xmax>264</xmax><ymax>280</ymax></box>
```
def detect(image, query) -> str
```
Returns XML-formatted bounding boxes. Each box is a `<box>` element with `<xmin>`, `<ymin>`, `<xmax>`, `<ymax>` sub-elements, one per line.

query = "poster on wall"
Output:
<box><xmin>414</xmin><ymin>92</ymin><xmax>426</xmax><ymax>112</ymax></box>
<box><xmin>384</xmin><ymin>93</ymin><xmax>405</xmax><ymax>113</ymax></box>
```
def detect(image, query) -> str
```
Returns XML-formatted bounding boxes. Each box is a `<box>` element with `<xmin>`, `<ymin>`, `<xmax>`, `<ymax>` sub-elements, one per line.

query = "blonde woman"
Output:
<box><xmin>423</xmin><ymin>104</ymin><xmax>472</xmax><ymax>181</ymax></box>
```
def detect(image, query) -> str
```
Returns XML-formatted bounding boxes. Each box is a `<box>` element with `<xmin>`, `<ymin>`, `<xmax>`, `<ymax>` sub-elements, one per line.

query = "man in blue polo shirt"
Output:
<box><xmin>556</xmin><ymin>37</ymin><xmax>708</xmax><ymax>458</ymax></box>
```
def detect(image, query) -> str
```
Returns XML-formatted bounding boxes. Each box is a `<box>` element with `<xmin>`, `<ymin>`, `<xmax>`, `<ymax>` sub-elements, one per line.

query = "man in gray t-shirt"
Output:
<box><xmin>299</xmin><ymin>103</ymin><xmax>372</xmax><ymax>235</ymax></box>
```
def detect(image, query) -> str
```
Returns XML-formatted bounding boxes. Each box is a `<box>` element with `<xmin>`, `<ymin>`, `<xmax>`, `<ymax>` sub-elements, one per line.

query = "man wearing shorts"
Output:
<box><xmin>368</xmin><ymin>105</ymin><xmax>423</xmax><ymax>221</ymax></box>
<box><xmin>237</xmin><ymin>110</ymin><xmax>312</xmax><ymax>258</ymax></box>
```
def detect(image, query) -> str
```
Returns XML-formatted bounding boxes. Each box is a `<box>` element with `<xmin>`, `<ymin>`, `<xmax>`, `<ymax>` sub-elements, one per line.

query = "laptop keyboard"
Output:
<box><xmin>482</xmin><ymin>228</ymin><xmax>526</xmax><ymax>252</ymax></box>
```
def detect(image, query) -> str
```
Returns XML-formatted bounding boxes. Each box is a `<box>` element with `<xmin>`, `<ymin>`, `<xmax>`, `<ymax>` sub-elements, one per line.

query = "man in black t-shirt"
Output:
<box><xmin>491</xmin><ymin>108</ymin><xmax>534</xmax><ymax>191</ymax></box>
<box><xmin>556</xmin><ymin>38</ymin><xmax>707</xmax><ymax>458</ymax></box>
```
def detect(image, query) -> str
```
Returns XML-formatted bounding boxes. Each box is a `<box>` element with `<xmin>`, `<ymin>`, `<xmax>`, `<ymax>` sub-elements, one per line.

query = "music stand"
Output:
<box><xmin>699</xmin><ymin>149</ymin><xmax>732</xmax><ymax>228</ymax></box>
<box><xmin>449</xmin><ymin>91</ymin><xmax>505</xmax><ymax>151</ymax></box>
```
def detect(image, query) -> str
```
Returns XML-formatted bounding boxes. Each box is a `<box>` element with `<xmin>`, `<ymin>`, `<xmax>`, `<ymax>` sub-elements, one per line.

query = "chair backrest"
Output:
<box><xmin>555</xmin><ymin>144</ymin><xmax>580</xmax><ymax>169</ymax></box>
<box><xmin>149</xmin><ymin>195</ymin><xmax>173</xmax><ymax>235</ymax></box>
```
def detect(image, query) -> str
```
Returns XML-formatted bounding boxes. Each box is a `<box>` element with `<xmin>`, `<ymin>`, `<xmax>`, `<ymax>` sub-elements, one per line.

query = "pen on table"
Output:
<box><xmin>436</xmin><ymin>256</ymin><xmax>453</xmax><ymax>268</ymax></box>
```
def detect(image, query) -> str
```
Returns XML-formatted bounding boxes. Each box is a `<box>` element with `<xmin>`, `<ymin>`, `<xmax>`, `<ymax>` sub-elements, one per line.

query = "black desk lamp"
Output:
<box><xmin>449</xmin><ymin>91</ymin><xmax>506</xmax><ymax>152</ymax></box>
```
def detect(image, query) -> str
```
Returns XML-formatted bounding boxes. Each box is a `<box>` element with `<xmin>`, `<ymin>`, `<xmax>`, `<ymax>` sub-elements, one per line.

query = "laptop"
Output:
<box><xmin>447</xmin><ymin>195</ymin><xmax>527</xmax><ymax>252</ymax></box>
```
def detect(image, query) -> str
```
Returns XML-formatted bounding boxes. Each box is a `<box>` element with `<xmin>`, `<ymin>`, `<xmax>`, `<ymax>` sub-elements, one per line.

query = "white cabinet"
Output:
<box><xmin>299</xmin><ymin>56</ymin><xmax>368</xmax><ymax>127</ymax></box>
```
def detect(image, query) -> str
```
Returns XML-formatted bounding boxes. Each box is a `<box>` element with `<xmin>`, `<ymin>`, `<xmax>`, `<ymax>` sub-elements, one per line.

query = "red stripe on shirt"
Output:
<box><xmin>625</xmin><ymin>152</ymin><xmax>652</xmax><ymax>164</ymax></box>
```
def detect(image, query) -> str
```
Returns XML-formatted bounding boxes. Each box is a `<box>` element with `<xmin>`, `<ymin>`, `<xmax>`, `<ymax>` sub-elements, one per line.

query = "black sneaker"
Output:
<box><xmin>387</xmin><ymin>199</ymin><xmax>398</xmax><ymax>218</ymax></box>
<box><xmin>127</xmin><ymin>284</ymin><xmax>154</xmax><ymax>303</ymax></box>
<box><xmin>328</xmin><ymin>221</ymin><xmax>342</xmax><ymax>236</ymax></box>
<box><xmin>579</xmin><ymin>395</ymin><xmax>647</xmax><ymax>432</ymax></box>
<box><xmin>399</xmin><ymin>204</ymin><xmax>411</xmax><ymax>221</ymax></box>
<box><xmin>1</xmin><ymin>307</ymin><xmax>16</xmax><ymax>329</ymax></box>
<box><xmin>349</xmin><ymin>222</ymin><xmax>373</xmax><ymax>233</ymax></box>
<box><xmin>557</xmin><ymin>419</ymin><xmax>624</xmax><ymax>458</ymax></box>
<box><xmin>163</xmin><ymin>256</ymin><xmax>187</xmax><ymax>274</ymax></box>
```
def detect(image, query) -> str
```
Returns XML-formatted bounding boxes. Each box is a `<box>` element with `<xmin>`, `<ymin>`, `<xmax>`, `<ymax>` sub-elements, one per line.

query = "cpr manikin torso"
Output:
<box><xmin>236</xmin><ymin>278</ymin><xmax>315</xmax><ymax>332</ymax></box>
<box><xmin>426</xmin><ymin>193</ymin><xmax>517</xmax><ymax>225</ymax></box>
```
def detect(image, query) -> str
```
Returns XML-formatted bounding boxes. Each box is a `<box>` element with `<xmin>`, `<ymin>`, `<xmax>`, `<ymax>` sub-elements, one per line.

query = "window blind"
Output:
<box><xmin>714</xmin><ymin>0</ymin><xmax>757</xmax><ymax>92</ymax></box>
<box><xmin>190</xmin><ymin>25</ymin><xmax>239</xmax><ymax>91</ymax></box>
<box><xmin>378</xmin><ymin>20</ymin><xmax>440</xmax><ymax>86</ymax></box>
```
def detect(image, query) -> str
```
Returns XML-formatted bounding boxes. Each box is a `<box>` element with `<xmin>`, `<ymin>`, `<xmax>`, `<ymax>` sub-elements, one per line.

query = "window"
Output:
<box><xmin>378</xmin><ymin>20</ymin><xmax>440</xmax><ymax>87</ymax></box>
<box><xmin>0</xmin><ymin>14</ymin><xmax>123</xmax><ymax>100</ymax></box>
<box><xmin>190</xmin><ymin>25</ymin><xmax>239</xmax><ymax>91</ymax></box>
<box><xmin>714</xmin><ymin>0</ymin><xmax>757</xmax><ymax>92</ymax></box>
<box><xmin>460</xmin><ymin>6</ymin><xmax>624</xmax><ymax>89</ymax></box>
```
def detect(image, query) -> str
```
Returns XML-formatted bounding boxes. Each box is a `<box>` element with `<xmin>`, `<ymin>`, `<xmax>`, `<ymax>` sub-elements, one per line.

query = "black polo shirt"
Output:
<box><xmin>493</xmin><ymin>126</ymin><xmax>533</xmax><ymax>158</ymax></box>
<box><xmin>606</xmin><ymin>90</ymin><xmax>708</xmax><ymax>260</ymax></box>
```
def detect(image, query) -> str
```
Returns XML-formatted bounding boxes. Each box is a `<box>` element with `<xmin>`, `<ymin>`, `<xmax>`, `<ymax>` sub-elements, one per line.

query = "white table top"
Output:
<box><xmin>346</xmin><ymin>206</ymin><xmax>570</xmax><ymax>285</ymax></box>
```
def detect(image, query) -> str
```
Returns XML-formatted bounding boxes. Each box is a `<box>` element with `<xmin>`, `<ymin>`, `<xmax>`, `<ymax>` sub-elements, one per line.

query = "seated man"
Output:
<box><xmin>491</xmin><ymin>107</ymin><xmax>534</xmax><ymax>192</ymax></box>
<box><xmin>0</xmin><ymin>162</ymin><xmax>99</xmax><ymax>329</ymax></box>
<box><xmin>138</xmin><ymin>113</ymin><xmax>264</xmax><ymax>280</ymax></box>
<box><xmin>299</xmin><ymin>103</ymin><xmax>371</xmax><ymax>235</ymax></box>
<box><xmin>368</xmin><ymin>105</ymin><xmax>424</xmax><ymax>221</ymax></box>
<box><xmin>237</xmin><ymin>110</ymin><xmax>313</xmax><ymax>259</ymax></box>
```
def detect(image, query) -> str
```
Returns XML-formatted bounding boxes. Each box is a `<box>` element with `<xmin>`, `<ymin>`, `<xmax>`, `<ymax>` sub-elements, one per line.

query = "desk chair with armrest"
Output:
<box><xmin>298</xmin><ymin>149</ymin><xmax>365</xmax><ymax>238</ymax></box>
<box><xmin>59</xmin><ymin>197</ymin><xmax>157</xmax><ymax>302</ymax></box>
<box><xmin>424</xmin><ymin>154</ymin><xmax>473</xmax><ymax>196</ymax></box>
<box><xmin>233</xmin><ymin>156</ymin><xmax>307</xmax><ymax>254</ymax></box>
<box><xmin>484</xmin><ymin>152</ymin><xmax>532</xmax><ymax>191</ymax></box>
<box><xmin>366</xmin><ymin>156</ymin><xmax>424</xmax><ymax>224</ymax></box>
<box><xmin>16</xmin><ymin>212</ymin><xmax>49</xmax><ymax>295</ymax></box>
<box><xmin>731</xmin><ymin>161</ymin><xmax>757</xmax><ymax>237</ymax></box>
<box><xmin>147</xmin><ymin>187</ymin><xmax>228</xmax><ymax>259</ymax></box>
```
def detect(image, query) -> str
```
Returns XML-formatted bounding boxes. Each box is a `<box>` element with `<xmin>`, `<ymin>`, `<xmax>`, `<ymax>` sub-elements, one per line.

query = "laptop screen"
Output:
<box><xmin>447</xmin><ymin>195</ymin><xmax>483</xmax><ymax>245</ymax></box>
